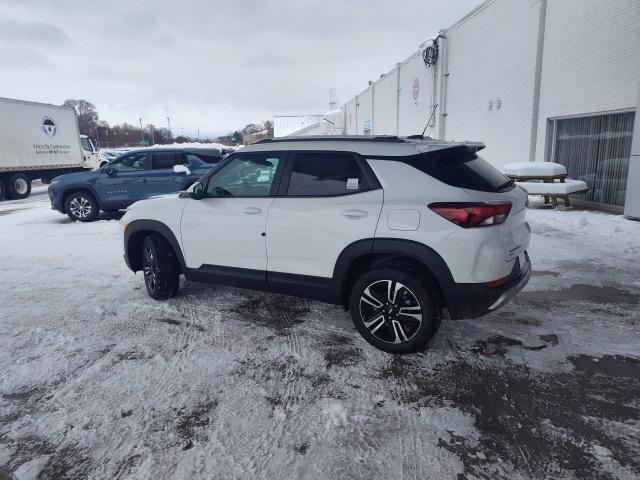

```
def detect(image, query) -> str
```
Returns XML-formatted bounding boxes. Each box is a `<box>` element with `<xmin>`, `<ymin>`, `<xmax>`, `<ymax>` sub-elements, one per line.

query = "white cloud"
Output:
<box><xmin>0</xmin><ymin>0</ymin><xmax>482</xmax><ymax>137</ymax></box>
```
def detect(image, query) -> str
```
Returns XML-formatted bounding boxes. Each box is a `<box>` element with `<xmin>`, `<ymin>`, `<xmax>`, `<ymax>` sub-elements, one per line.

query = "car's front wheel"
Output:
<box><xmin>142</xmin><ymin>235</ymin><xmax>180</xmax><ymax>300</ymax></box>
<box><xmin>350</xmin><ymin>267</ymin><xmax>440</xmax><ymax>354</ymax></box>
<box><xmin>65</xmin><ymin>191</ymin><xmax>99</xmax><ymax>222</ymax></box>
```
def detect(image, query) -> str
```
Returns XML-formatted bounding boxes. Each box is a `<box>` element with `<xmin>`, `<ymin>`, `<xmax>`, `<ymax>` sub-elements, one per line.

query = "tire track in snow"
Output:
<box><xmin>384</xmin><ymin>358</ymin><xmax>426</xmax><ymax>480</ymax></box>
<box><xmin>93</xmin><ymin>300</ymin><xmax>208</xmax><ymax>477</ymax></box>
<box><xmin>241</xmin><ymin>295</ymin><xmax>309</xmax><ymax>478</ymax></box>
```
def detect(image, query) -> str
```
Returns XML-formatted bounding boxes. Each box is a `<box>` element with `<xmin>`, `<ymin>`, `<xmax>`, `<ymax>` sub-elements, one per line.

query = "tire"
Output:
<box><xmin>349</xmin><ymin>267</ymin><xmax>440</xmax><ymax>354</ymax></box>
<box><xmin>64</xmin><ymin>191</ymin><xmax>99</xmax><ymax>222</ymax></box>
<box><xmin>0</xmin><ymin>177</ymin><xmax>5</xmax><ymax>201</ymax></box>
<box><xmin>142</xmin><ymin>235</ymin><xmax>180</xmax><ymax>300</ymax></box>
<box><xmin>7</xmin><ymin>174</ymin><xmax>31</xmax><ymax>200</ymax></box>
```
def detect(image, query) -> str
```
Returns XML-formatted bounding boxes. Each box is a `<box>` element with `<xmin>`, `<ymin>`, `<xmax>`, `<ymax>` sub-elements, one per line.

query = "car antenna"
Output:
<box><xmin>407</xmin><ymin>104</ymin><xmax>438</xmax><ymax>140</ymax></box>
<box><xmin>420</xmin><ymin>104</ymin><xmax>438</xmax><ymax>138</ymax></box>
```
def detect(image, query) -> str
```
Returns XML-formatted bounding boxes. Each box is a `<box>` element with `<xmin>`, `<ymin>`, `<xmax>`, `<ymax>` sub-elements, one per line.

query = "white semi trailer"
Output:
<box><xmin>0</xmin><ymin>97</ymin><xmax>100</xmax><ymax>200</ymax></box>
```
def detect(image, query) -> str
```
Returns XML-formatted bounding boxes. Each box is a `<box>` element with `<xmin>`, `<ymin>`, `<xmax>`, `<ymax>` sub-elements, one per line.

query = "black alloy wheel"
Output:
<box><xmin>141</xmin><ymin>235</ymin><xmax>180</xmax><ymax>300</ymax></box>
<box><xmin>350</xmin><ymin>267</ymin><xmax>439</xmax><ymax>354</ymax></box>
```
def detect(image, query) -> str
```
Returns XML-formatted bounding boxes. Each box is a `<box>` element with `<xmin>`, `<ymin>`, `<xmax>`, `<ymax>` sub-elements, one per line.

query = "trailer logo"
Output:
<box><xmin>41</xmin><ymin>116</ymin><xmax>57</xmax><ymax>138</ymax></box>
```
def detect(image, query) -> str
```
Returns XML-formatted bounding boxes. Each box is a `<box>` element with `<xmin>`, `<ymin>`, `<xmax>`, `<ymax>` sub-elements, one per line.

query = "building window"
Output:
<box><xmin>546</xmin><ymin>111</ymin><xmax>635</xmax><ymax>207</ymax></box>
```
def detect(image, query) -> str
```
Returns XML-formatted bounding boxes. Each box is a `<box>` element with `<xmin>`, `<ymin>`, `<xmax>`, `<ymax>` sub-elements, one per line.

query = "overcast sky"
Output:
<box><xmin>0</xmin><ymin>0</ymin><xmax>482</xmax><ymax>138</ymax></box>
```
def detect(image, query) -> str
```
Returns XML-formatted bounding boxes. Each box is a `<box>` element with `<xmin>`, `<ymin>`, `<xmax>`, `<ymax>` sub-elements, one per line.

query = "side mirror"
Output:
<box><xmin>190</xmin><ymin>182</ymin><xmax>205</xmax><ymax>200</ymax></box>
<box><xmin>173</xmin><ymin>164</ymin><xmax>191</xmax><ymax>175</ymax></box>
<box><xmin>102</xmin><ymin>165</ymin><xmax>115</xmax><ymax>175</ymax></box>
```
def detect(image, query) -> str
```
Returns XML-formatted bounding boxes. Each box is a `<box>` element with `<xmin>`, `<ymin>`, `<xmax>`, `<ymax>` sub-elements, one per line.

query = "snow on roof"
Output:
<box><xmin>145</xmin><ymin>141</ymin><xmax>230</xmax><ymax>150</ymax></box>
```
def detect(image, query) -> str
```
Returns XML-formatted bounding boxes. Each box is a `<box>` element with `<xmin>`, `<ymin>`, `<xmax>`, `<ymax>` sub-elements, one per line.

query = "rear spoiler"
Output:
<box><xmin>413</xmin><ymin>141</ymin><xmax>485</xmax><ymax>155</ymax></box>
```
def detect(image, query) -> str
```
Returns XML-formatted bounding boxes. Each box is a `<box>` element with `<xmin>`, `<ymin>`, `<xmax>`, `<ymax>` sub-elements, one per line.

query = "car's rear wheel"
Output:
<box><xmin>350</xmin><ymin>267</ymin><xmax>440</xmax><ymax>354</ymax></box>
<box><xmin>142</xmin><ymin>235</ymin><xmax>180</xmax><ymax>300</ymax></box>
<box><xmin>7</xmin><ymin>174</ymin><xmax>31</xmax><ymax>200</ymax></box>
<box><xmin>65</xmin><ymin>191</ymin><xmax>99</xmax><ymax>222</ymax></box>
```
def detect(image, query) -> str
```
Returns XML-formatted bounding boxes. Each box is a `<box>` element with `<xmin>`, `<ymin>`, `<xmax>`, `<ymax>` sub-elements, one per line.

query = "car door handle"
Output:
<box><xmin>243</xmin><ymin>206</ymin><xmax>263</xmax><ymax>215</ymax></box>
<box><xmin>342</xmin><ymin>209</ymin><xmax>369</xmax><ymax>219</ymax></box>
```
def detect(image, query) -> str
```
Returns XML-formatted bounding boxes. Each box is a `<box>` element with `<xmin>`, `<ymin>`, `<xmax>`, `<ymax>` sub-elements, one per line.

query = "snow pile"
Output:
<box><xmin>516</xmin><ymin>179</ymin><xmax>588</xmax><ymax>195</ymax></box>
<box><xmin>321</xmin><ymin>401</ymin><xmax>349</xmax><ymax>430</ymax></box>
<box><xmin>503</xmin><ymin>162</ymin><xmax>567</xmax><ymax>177</ymax></box>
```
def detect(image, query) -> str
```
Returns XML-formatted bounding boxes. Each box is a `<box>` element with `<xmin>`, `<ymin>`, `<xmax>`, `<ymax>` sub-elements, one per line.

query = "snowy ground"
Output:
<box><xmin>0</xmin><ymin>190</ymin><xmax>639</xmax><ymax>480</ymax></box>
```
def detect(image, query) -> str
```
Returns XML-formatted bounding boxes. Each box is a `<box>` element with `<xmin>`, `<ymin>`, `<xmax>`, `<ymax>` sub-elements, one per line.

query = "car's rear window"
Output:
<box><xmin>405</xmin><ymin>147</ymin><xmax>513</xmax><ymax>192</ymax></box>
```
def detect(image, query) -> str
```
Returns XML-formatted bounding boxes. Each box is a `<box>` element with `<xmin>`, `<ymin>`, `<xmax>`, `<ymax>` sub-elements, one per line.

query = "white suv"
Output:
<box><xmin>120</xmin><ymin>136</ymin><xmax>531</xmax><ymax>354</ymax></box>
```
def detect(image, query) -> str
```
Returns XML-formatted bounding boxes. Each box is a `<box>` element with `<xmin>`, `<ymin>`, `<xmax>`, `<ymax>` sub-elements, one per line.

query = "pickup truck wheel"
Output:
<box><xmin>65</xmin><ymin>191</ymin><xmax>99</xmax><ymax>222</ymax></box>
<box><xmin>142</xmin><ymin>235</ymin><xmax>180</xmax><ymax>300</ymax></box>
<box><xmin>7</xmin><ymin>174</ymin><xmax>31</xmax><ymax>200</ymax></box>
<box><xmin>349</xmin><ymin>267</ymin><xmax>439</xmax><ymax>354</ymax></box>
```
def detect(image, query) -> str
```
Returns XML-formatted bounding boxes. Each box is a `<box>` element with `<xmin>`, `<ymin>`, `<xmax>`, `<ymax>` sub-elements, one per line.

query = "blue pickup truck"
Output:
<box><xmin>49</xmin><ymin>147</ymin><xmax>225</xmax><ymax>221</ymax></box>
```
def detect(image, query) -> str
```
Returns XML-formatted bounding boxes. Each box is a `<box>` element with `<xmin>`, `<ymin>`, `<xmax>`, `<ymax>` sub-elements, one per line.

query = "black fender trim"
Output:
<box><xmin>371</xmin><ymin>238</ymin><xmax>458</xmax><ymax>312</ymax></box>
<box><xmin>124</xmin><ymin>219</ymin><xmax>189</xmax><ymax>277</ymax></box>
<box><xmin>333</xmin><ymin>238</ymin><xmax>458</xmax><ymax>312</ymax></box>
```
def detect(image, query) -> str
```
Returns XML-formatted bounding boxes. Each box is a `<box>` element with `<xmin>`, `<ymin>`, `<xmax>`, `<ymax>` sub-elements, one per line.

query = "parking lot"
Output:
<box><xmin>0</xmin><ymin>188</ymin><xmax>639</xmax><ymax>480</ymax></box>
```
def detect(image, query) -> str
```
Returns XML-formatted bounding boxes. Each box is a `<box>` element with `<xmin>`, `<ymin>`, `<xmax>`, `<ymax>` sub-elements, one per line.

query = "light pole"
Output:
<box><xmin>139</xmin><ymin>117</ymin><xmax>145</xmax><ymax>144</ymax></box>
<box><xmin>166</xmin><ymin>117</ymin><xmax>172</xmax><ymax>140</ymax></box>
<box><xmin>150</xmin><ymin>124</ymin><xmax>155</xmax><ymax>145</ymax></box>
<box><xmin>197</xmin><ymin>128</ymin><xmax>200</xmax><ymax>142</ymax></box>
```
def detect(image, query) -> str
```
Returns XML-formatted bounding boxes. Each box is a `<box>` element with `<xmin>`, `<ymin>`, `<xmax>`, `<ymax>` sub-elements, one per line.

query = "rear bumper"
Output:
<box><xmin>446</xmin><ymin>252</ymin><xmax>531</xmax><ymax>319</ymax></box>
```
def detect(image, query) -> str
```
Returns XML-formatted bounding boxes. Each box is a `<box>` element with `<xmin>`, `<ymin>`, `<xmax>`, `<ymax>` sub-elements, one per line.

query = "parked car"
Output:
<box><xmin>49</xmin><ymin>148</ymin><xmax>224</xmax><ymax>222</ymax></box>
<box><xmin>98</xmin><ymin>148</ymin><xmax>130</xmax><ymax>167</ymax></box>
<box><xmin>120</xmin><ymin>136</ymin><xmax>531</xmax><ymax>354</ymax></box>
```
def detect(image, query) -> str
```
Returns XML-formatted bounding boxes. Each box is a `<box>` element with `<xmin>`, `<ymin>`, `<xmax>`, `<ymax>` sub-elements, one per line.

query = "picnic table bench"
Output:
<box><xmin>502</xmin><ymin>162</ymin><xmax>589</xmax><ymax>208</ymax></box>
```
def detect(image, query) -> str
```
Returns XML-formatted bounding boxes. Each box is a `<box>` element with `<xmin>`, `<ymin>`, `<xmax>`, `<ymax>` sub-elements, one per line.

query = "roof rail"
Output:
<box><xmin>255</xmin><ymin>135</ymin><xmax>406</xmax><ymax>144</ymax></box>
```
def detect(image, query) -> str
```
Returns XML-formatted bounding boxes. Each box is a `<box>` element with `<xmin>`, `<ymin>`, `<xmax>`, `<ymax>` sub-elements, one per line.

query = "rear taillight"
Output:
<box><xmin>428</xmin><ymin>202</ymin><xmax>512</xmax><ymax>228</ymax></box>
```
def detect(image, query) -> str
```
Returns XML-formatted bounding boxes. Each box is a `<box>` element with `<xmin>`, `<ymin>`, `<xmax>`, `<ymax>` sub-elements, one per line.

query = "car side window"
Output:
<box><xmin>187</xmin><ymin>153</ymin><xmax>222</xmax><ymax>165</ymax></box>
<box><xmin>287</xmin><ymin>152</ymin><xmax>368</xmax><ymax>196</ymax></box>
<box><xmin>110</xmin><ymin>152</ymin><xmax>146</xmax><ymax>171</ymax></box>
<box><xmin>151</xmin><ymin>152</ymin><xmax>186</xmax><ymax>170</ymax></box>
<box><xmin>206</xmin><ymin>154</ymin><xmax>281</xmax><ymax>197</ymax></box>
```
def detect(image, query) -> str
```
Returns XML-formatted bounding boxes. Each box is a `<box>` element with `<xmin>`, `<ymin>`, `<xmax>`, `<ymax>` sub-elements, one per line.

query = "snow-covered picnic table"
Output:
<box><xmin>502</xmin><ymin>162</ymin><xmax>589</xmax><ymax>208</ymax></box>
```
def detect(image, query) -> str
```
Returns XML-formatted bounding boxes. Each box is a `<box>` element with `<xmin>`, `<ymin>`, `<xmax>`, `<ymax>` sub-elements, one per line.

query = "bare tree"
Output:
<box><xmin>263</xmin><ymin>120</ymin><xmax>274</xmax><ymax>137</ymax></box>
<box><xmin>63</xmin><ymin>99</ymin><xmax>99</xmax><ymax>135</ymax></box>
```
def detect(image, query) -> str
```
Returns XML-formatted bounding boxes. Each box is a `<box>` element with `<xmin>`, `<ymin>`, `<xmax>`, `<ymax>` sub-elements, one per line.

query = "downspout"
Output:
<box><xmin>355</xmin><ymin>94</ymin><xmax>359</xmax><ymax>135</ymax></box>
<box><xmin>395</xmin><ymin>62</ymin><xmax>401</xmax><ymax>135</ymax></box>
<box><xmin>371</xmin><ymin>82</ymin><xmax>375</xmax><ymax>134</ymax></box>
<box><xmin>431</xmin><ymin>46</ymin><xmax>438</xmax><ymax>130</ymax></box>
<box><xmin>529</xmin><ymin>0</ymin><xmax>548</xmax><ymax>161</ymax></box>
<box><xmin>343</xmin><ymin>105</ymin><xmax>347</xmax><ymax>135</ymax></box>
<box><xmin>437</xmin><ymin>30</ymin><xmax>449</xmax><ymax>140</ymax></box>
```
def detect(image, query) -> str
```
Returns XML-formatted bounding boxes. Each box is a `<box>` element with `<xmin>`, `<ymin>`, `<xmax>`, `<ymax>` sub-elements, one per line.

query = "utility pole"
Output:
<box><xmin>150</xmin><ymin>124</ymin><xmax>155</xmax><ymax>145</ymax></box>
<box><xmin>197</xmin><ymin>128</ymin><xmax>200</xmax><ymax>142</ymax></box>
<box><xmin>166</xmin><ymin>117</ymin><xmax>172</xmax><ymax>140</ymax></box>
<box><xmin>139</xmin><ymin>117</ymin><xmax>145</xmax><ymax>143</ymax></box>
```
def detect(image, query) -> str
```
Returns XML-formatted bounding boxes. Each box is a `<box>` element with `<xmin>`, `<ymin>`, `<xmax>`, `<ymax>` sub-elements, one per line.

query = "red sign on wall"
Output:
<box><xmin>412</xmin><ymin>78</ymin><xmax>420</xmax><ymax>101</ymax></box>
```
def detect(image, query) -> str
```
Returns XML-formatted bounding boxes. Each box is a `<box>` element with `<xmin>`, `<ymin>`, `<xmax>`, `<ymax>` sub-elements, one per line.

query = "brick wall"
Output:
<box><xmin>534</xmin><ymin>0</ymin><xmax>640</xmax><ymax>162</ymax></box>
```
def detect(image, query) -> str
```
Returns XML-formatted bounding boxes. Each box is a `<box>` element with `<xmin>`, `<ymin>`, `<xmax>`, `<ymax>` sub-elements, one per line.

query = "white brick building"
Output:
<box><xmin>339</xmin><ymin>0</ymin><xmax>640</xmax><ymax>211</ymax></box>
